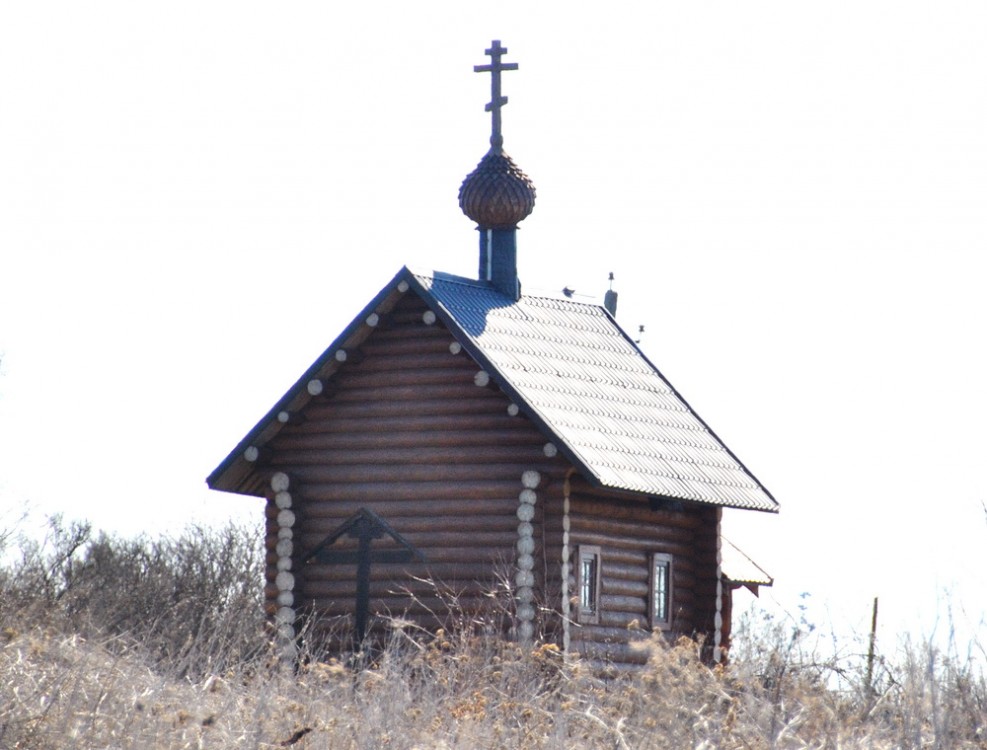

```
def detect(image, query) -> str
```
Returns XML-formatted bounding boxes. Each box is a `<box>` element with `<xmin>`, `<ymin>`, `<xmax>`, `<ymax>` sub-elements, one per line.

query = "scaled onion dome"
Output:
<box><xmin>458</xmin><ymin>148</ymin><xmax>536</xmax><ymax>229</ymax></box>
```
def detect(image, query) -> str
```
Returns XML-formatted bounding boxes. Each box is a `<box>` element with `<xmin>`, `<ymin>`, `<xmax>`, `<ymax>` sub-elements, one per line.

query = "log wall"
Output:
<box><xmin>553</xmin><ymin>475</ymin><xmax>721</xmax><ymax>667</ymax></box>
<box><xmin>260</xmin><ymin>293</ymin><xmax>564</xmax><ymax>641</ymax></box>
<box><xmin>248</xmin><ymin>289</ymin><xmax>725</xmax><ymax>666</ymax></box>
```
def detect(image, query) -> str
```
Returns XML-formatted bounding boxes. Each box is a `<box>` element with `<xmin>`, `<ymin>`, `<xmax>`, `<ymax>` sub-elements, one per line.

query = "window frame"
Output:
<box><xmin>575</xmin><ymin>545</ymin><xmax>602</xmax><ymax>624</ymax></box>
<box><xmin>649</xmin><ymin>552</ymin><xmax>673</xmax><ymax>631</ymax></box>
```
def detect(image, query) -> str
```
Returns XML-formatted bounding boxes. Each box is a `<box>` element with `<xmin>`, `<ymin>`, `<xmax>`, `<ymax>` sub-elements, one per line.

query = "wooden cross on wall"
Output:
<box><xmin>474</xmin><ymin>39</ymin><xmax>518</xmax><ymax>152</ymax></box>
<box><xmin>304</xmin><ymin>508</ymin><xmax>423</xmax><ymax>646</ymax></box>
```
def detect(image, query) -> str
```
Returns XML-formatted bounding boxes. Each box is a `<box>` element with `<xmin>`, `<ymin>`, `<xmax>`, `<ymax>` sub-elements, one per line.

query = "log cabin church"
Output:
<box><xmin>207</xmin><ymin>41</ymin><xmax>777</xmax><ymax>668</ymax></box>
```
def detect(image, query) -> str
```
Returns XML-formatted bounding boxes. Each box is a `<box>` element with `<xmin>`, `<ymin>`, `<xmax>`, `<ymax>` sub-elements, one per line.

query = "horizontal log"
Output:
<box><xmin>569</xmin><ymin>515</ymin><xmax>697</xmax><ymax>544</ymax></box>
<box><xmin>363</xmin><ymin>322</ymin><xmax>450</xmax><ymax>341</ymax></box>
<box><xmin>305</xmin><ymin>388</ymin><xmax>507</xmax><ymax>419</ymax></box>
<box><xmin>340</xmin><ymin>351</ymin><xmax>469</xmax><ymax>375</ymax></box>
<box><xmin>600</xmin><ymin>593</ymin><xmax>648</xmax><ymax>615</ymax></box>
<box><xmin>282</xmin><ymin>412</ymin><xmax>527</xmax><ymax>440</ymax></box>
<box><xmin>304</xmin><ymin>529</ymin><xmax>518</xmax><ymax>553</ymax></box>
<box><xmin>568</xmin><ymin>640</ymin><xmax>651</xmax><ymax>666</ymax></box>
<box><xmin>603</xmin><ymin>577</ymin><xmax>649</xmax><ymax>599</ymax></box>
<box><xmin>332</xmin><ymin>366</ymin><xmax>480</xmax><ymax>390</ymax></box>
<box><xmin>304</xmin><ymin>599</ymin><xmax>516</xmax><ymax>626</ymax></box>
<box><xmin>542</xmin><ymin>543</ymin><xmax>694</xmax><ymax>572</ymax></box>
<box><xmin>269</xmin><ymin>444</ymin><xmax>550</xmax><ymax>467</ymax></box>
<box><xmin>566</xmin><ymin>530</ymin><xmax>694</xmax><ymax>553</ymax></box>
<box><xmin>295</xmin><ymin>509</ymin><xmax>518</xmax><ymax>533</ymax></box>
<box><xmin>282</xmin><ymin>461</ymin><xmax>545</xmax><ymax>486</ymax></box>
<box><xmin>282</xmin><ymin>479</ymin><xmax>531</xmax><ymax>503</ymax></box>
<box><xmin>270</xmin><ymin>426</ymin><xmax>544</xmax><ymax>456</ymax></box>
<box><xmin>568</xmin><ymin>515</ymin><xmax>694</xmax><ymax>540</ymax></box>
<box><xmin>302</xmin><ymin>561</ymin><xmax>520</xmax><ymax>585</ymax></box>
<box><xmin>569</xmin><ymin>494</ymin><xmax>704</xmax><ymax>529</ymax></box>
<box><xmin>598</xmin><ymin>607</ymin><xmax>688</xmax><ymax>630</ymax></box>
<box><xmin>359</xmin><ymin>335</ymin><xmax>456</xmax><ymax>357</ymax></box>
<box><xmin>295</xmin><ymin>498</ymin><xmax>517</xmax><ymax>520</ymax></box>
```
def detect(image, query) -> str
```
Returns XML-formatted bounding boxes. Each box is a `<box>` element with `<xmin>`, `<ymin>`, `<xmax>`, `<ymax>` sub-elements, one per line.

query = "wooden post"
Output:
<box><xmin>865</xmin><ymin>596</ymin><xmax>879</xmax><ymax>696</ymax></box>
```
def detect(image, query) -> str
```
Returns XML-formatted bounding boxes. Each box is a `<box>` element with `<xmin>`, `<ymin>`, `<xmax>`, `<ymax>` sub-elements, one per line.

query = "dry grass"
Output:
<box><xmin>1</xmin><ymin>520</ymin><xmax>985</xmax><ymax>749</ymax></box>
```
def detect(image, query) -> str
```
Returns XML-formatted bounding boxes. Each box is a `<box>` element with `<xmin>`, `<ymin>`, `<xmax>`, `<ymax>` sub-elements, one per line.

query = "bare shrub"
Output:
<box><xmin>1</xmin><ymin>521</ymin><xmax>985</xmax><ymax>748</ymax></box>
<box><xmin>0</xmin><ymin>517</ymin><xmax>266</xmax><ymax>678</ymax></box>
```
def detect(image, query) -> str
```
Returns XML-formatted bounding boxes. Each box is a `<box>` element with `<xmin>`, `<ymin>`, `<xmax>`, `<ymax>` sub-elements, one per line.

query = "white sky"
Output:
<box><xmin>2</xmin><ymin>1</ymin><xmax>986</xmax><ymax>648</ymax></box>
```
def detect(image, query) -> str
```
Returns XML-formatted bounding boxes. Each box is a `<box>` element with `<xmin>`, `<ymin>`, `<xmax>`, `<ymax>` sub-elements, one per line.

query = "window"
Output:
<box><xmin>650</xmin><ymin>553</ymin><xmax>673</xmax><ymax>630</ymax></box>
<box><xmin>576</xmin><ymin>545</ymin><xmax>601</xmax><ymax>624</ymax></box>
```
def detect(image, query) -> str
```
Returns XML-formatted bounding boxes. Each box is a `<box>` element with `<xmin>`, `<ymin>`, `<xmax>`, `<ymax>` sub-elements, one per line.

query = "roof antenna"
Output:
<box><xmin>603</xmin><ymin>272</ymin><xmax>618</xmax><ymax>317</ymax></box>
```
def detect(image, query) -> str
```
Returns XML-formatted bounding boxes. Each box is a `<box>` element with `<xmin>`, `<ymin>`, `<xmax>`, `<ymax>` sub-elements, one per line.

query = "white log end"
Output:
<box><xmin>517</xmin><ymin>537</ymin><xmax>535</xmax><ymax>555</ymax></box>
<box><xmin>271</xmin><ymin>472</ymin><xmax>290</xmax><ymax>492</ymax></box>
<box><xmin>397</xmin><ymin>280</ymin><xmax>409</xmax><ymax>293</ymax></box>
<box><xmin>519</xmin><ymin>489</ymin><xmax>537</xmax><ymax>506</ymax></box>
<box><xmin>277</xmin><ymin>624</ymin><xmax>296</xmax><ymax>642</ymax></box>
<box><xmin>517</xmin><ymin>553</ymin><xmax>534</xmax><ymax>572</ymax></box>
<box><xmin>543</xmin><ymin>443</ymin><xmax>558</xmax><ymax>458</ymax></box>
<box><xmin>307</xmin><ymin>379</ymin><xmax>324</xmax><ymax>396</ymax></box>
<box><xmin>276</xmin><ymin>591</ymin><xmax>294</xmax><ymax>607</ymax></box>
<box><xmin>275</xmin><ymin>571</ymin><xmax>295</xmax><ymax>592</ymax></box>
<box><xmin>277</xmin><ymin>527</ymin><xmax>293</xmax><ymax>541</ymax></box>
<box><xmin>366</xmin><ymin>312</ymin><xmax>380</xmax><ymax>327</ymax></box>
<box><xmin>335</xmin><ymin>349</ymin><xmax>348</xmax><ymax>363</ymax></box>
<box><xmin>449</xmin><ymin>341</ymin><xmax>462</xmax><ymax>355</ymax></box>
<box><xmin>275</xmin><ymin>539</ymin><xmax>293</xmax><ymax>558</ymax></box>
<box><xmin>517</xmin><ymin>603</ymin><xmax>535</xmax><ymax>622</ymax></box>
<box><xmin>517</xmin><ymin>522</ymin><xmax>533</xmax><ymax>538</ymax></box>
<box><xmin>244</xmin><ymin>446</ymin><xmax>260</xmax><ymax>462</ymax></box>
<box><xmin>521</xmin><ymin>470</ymin><xmax>541</xmax><ymax>489</ymax></box>
<box><xmin>516</xmin><ymin>504</ymin><xmax>535</xmax><ymax>523</ymax></box>
<box><xmin>277</xmin><ymin>556</ymin><xmax>293</xmax><ymax>572</ymax></box>
<box><xmin>277</xmin><ymin>509</ymin><xmax>296</xmax><ymax>529</ymax></box>
<box><xmin>515</xmin><ymin>570</ymin><xmax>534</xmax><ymax>588</ymax></box>
<box><xmin>422</xmin><ymin>310</ymin><xmax>436</xmax><ymax>325</ymax></box>
<box><xmin>474</xmin><ymin>370</ymin><xmax>490</xmax><ymax>387</ymax></box>
<box><xmin>507</xmin><ymin>403</ymin><xmax>520</xmax><ymax>417</ymax></box>
<box><xmin>275</xmin><ymin>491</ymin><xmax>292</xmax><ymax>509</ymax></box>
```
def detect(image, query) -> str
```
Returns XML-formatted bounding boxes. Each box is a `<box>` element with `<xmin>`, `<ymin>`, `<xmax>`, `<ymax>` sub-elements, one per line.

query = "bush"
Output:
<box><xmin>0</xmin><ymin>516</ymin><xmax>266</xmax><ymax>678</ymax></box>
<box><xmin>0</xmin><ymin>518</ymin><xmax>984</xmax><ymax>748</ymax></box>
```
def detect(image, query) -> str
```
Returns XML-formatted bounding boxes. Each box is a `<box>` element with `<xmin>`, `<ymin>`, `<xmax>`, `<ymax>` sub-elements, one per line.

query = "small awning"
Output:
<box><xmin>721</xmin><ymin>537</ymin><xmax>773</xmax><ymax>596</ymax></box>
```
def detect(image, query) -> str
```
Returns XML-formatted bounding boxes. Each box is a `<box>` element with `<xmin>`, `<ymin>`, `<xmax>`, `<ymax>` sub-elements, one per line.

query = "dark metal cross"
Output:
<box><xmin>474</xmin><ymin>39</ymin><xmax>518</xmax><ymax>152</ymax></box>
<box><xmin>305</xmin><ymin>508</ymin><xmax>423</xmax><ymax>647</ymax></box>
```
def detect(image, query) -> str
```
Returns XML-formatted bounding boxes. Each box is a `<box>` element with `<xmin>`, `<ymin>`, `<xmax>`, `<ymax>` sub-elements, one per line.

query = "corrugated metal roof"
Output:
<box><xmin>721</xmin><ymin>537</ymin><xmax>774</xmax><ymax>586</ymax></box>
<box><xmin>413</xmin><ymin>270</ymin><xmax>778</xmax><ymax>512</ymax></box>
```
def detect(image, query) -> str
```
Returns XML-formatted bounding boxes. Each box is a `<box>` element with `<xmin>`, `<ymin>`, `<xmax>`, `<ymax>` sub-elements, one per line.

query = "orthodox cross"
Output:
<box><xmin>304</xmin><ymin>508</ymin><xmax>423</xmax><ymax>646</ymax></box>
<box><xmin>474</xmin><ymin>39</ymin><xmax>518</xmax><ymax>152</ymax></box>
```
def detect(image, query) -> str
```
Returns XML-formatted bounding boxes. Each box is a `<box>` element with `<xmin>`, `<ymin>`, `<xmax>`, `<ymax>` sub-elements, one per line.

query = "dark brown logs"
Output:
<box><xmin>269</xmin><ymin>445</ymin><xmax>546</xmax><ymax>467</ymax></box>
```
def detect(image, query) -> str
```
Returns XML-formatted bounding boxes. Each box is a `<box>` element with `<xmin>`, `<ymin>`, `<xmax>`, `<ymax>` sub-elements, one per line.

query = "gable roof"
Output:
<box><xmin>208</xmin><ymin>266</ymin><xmax>778</xmax><ymax>513</ymax></box>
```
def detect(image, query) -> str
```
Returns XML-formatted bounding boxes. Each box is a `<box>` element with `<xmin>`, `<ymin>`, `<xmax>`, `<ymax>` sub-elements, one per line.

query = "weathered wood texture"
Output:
<box><xmin>260</xmin><ymin>294</ymin><xmax>563</xmax><ymax>632</ymax></box>
<box><xmin>555</xmin><ymin>476</ymin><xmax>721</xmax><ymax>664</ymax></box>
<box><xmin>249</xmin><ymin>292</ymin><xmax>726</xmax><ymax>667</ymax></box>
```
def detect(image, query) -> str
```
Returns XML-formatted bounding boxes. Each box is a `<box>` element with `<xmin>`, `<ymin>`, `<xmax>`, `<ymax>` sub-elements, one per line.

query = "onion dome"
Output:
<box><xmin>458</xmin><ymin>150</ymin><xmax>536</xmax><ymax>229</ymax></box>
